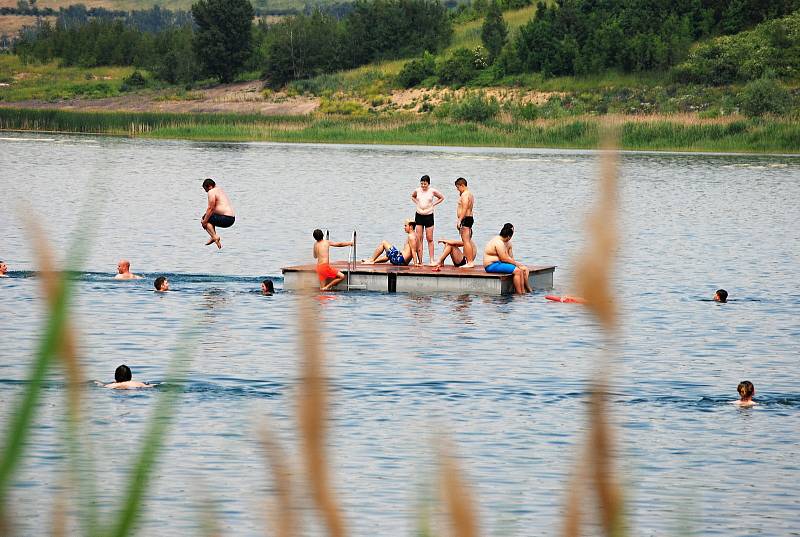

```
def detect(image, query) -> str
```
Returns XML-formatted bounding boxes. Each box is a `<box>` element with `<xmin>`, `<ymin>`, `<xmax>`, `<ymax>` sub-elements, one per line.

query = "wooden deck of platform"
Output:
<box><xmin>282</xmin><ymin>261</ymin><xmax>555</xmax><ymax>294</ymax></box>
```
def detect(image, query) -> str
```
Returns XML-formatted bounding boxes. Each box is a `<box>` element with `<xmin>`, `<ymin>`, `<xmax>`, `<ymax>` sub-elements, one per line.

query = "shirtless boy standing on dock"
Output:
<box><xmin>313</xmin><ymin>229</ymin><xmax>353</xmax><ymax>291</ymax></box>
<box><xmin>363</xmin><ymin>219</ymin><xmax>421</xmax><ymax>266</ymax></box>
<box><xmin>455</xmin><ymin>177</ymin><xmax>475</xmax><ymax>268</ymax></box>
<box><xmin>201</xmin><ymin>178</ymin><xmax>236</xmax><ymax>249</ymax></box>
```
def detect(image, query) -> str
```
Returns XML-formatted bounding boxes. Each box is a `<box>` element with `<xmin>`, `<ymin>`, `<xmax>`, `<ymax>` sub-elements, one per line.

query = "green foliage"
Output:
<box><xmin>263</xmin><ymin>9</ymin><xmax>344</xmax><ymax>87</ymax></box>
<box><xmin>343</xmin><ymin>0</ymin><xmax>453</xmax><ymax>66</ymax></box>
<box><xmin>318</xmin><ymin>98</ymin><xmax>369</xmax><ymax>116</ymax></box>
<box><xmin>738</xmin><ymin>77</ymin><xmax>793</xmax><ymax>117</ymax></box>
<box><xmin>436</xmin><ymin>46</ymin><xmax>487</xmax><ymax>85</ymax></box>
<box><xmin>191</xmin><ymin>0</ymin><xmax>255</xmax><ymax>83</ymax></box>
<box><xmin>481</xmin><ymin>0</ymin><xmax>508</xmax><ymax>64</ymax></box>
<box><xmin>120</xmin><ymin>69</ymin><xmax>147</xmax><ymax>91</ymax></box>
<box><xmin>672</xmin><ymin>11</ymin><xmax>800</xmax><ymax>85</ymax></box>
<box><xmin>397</xmin><ymin>51</ymin><xmax>437</xmax><ymax>88</ymax></box>
<box><xmin>438</xmin><ymin>91</ymin><xmax>500</xmax><ymax>121</ymax></box>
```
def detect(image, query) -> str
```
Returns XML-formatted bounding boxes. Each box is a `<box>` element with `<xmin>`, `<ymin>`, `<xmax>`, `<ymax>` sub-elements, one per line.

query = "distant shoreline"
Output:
<box><xmin>1</xmin><ymin>107</ymin><xmax>798</xmax><ymax>154</ymax></box>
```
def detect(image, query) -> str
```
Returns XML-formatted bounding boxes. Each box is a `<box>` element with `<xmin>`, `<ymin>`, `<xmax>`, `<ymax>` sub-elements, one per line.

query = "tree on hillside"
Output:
<box><xmin>481</xmin><ymin>0</ymin><xmax>507</xmax><ymax>64</ymax></box>
<box><xmin>191</xmin><ymin>0</ymin><xmax>254</xmax><ymax>83</ymax></box>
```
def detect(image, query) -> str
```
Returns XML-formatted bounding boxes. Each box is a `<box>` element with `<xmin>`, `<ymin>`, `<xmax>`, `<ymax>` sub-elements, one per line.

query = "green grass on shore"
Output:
<box><xmin>1</xmin><ymin>107</ymin><xmax>798</xmax><ymax>153</ymax></box>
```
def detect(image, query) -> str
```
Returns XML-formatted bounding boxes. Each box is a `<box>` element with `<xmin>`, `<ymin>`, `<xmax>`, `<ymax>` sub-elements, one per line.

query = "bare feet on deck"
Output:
<box><xmin>361</xmin><ymin>259</ymin><xmax>374</xmax><ymax>265</ymax></box>
<box><xmin>462</xmin><ymin>262</ymin><xmax>474</xmax><ymax>268</ymax></box>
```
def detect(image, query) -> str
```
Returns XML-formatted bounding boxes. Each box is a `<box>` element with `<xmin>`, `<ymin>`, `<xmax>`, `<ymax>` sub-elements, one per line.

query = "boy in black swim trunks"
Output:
<box><xmin>201</xmin><ymin>178</ymin><xmax>236</xmax><ymax>249</ymax></box>
<box><xmin>362</xmin><ymin>220</ymin><xmax>421</xmax><ymax>266</ymax></box>
<box><xmin>455</xmin><ymin>177</ymin><xmax>475</xmax><ymax>268</ymax></box>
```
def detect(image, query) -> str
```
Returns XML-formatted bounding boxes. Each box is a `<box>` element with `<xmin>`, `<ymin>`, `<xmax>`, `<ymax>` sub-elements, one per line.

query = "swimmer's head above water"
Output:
<box><xmin>736</xmin><ymin>380</ymin><xmax>755</xmax><ymax>406</ymax></box>
<box><xmin>261</xmin><ymin>279</ymin><xmax>274</xmax><ymax>295</ymax></box>
<box><xmin>115</xmin><ymin>364</ymin><xmax>132</xmax><ymax>382</ymax></box>
<box><xmin>0</xmin><ymin>260</ymin><xmax>7</xmax><ymax>276</ymax></box>
<box><xmin>154</xmin><ymin>276</ymin><xmax>169</xmax><ymax>292</ymax></box>
<box><xmin>714</xmin><ymin>289</ymin><xmax>728</xmax><ymax>303</ymax></box>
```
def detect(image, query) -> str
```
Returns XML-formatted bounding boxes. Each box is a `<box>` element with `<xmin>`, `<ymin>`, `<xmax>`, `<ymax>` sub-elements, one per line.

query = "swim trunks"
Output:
<box><xmin>485</xmin><ymin>261</ymin><xmax>516</xmax><ymax>274</ymax></box>
<box><xmin>415</xmin><ymin>212</ymin><xmax>434</xmax><ymax>228</ymax></box>
<box><xmin>454</xmin><ymin>256</ymin><xmax>468</xmax><ymax>267</ymax></box>
<box><xmin>209</xmin><ymin>214</ymin><xmax>235</xmax><ymax>228</ymax></box>
<box><xmin>316</xmin><ymin>263</ymin><xmax>339</xmax><ymax>282</ymax></box>
<box><xmin>387</xmin><ymin>246</ymin><xmax>406</xmax><ymax>266</ymax></box>
<box><xmin>460</xmin><ymin>216</ymin><xmax>474</xmax><ymax>228</ymax></box>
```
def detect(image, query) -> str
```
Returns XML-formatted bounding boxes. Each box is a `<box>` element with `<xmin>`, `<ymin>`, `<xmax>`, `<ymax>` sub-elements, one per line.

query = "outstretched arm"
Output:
<box><xmin>438</xmin><ymin>239</ymin><xmax>464</xmax><ymax>247</ymax></box>
<box><xmin>330</xmin><ymin>241</ymin><xmax>354</xmax><ymax>248</ymax></box>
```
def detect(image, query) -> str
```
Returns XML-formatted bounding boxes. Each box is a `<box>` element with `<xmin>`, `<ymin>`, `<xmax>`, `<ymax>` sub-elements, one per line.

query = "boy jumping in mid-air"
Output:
<box><xmin>313</xmin><ymin>229</ymin><xmax>353</xmax><ymax>291</ymax></box>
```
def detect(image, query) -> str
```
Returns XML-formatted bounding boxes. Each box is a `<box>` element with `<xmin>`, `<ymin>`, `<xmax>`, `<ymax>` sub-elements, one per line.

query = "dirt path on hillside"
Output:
<box><xmin>1</xmin><ymin>79</ymin><xmax>569</xmax><ymax>115</ymax></box>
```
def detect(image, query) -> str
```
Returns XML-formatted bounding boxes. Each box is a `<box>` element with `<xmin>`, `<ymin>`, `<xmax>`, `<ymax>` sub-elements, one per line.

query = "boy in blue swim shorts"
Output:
<box><xmin>362</xmin><ymin>219</ymin><xmax>421</xmax><ymax>266</ymax></box>
<box><xmin>483</xmin><ymin>223</ymin><xmax>531</xmax><ymax>294</ymax></box>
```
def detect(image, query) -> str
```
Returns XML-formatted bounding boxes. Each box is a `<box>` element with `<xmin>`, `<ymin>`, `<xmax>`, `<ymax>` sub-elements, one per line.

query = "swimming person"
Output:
<box><xmin>154</xmin><ymin>276</ymin><xmax>170</xmax><ymax>292</ymax></box>
<box><xmin>455</xmin><ymin>177</ymin><xmax>475</xmax><ymax>268</ymax></box>
<box><xmin>313</xmin><ymin>229</ymin><xmax>353</xmax><ymax>291</ymax></box>
<box><xmin>261</xmin><ymin>279</ymin><xmax>275</xmax><ymax>295</ymax></box>
<box><xmin>104</xmin><ymin>364</ymin><xmax>153</xmax><ymax>389</ymax></box>
<box><xmin>433</xmin><ymin>237</ymin><xmax>477</xmax><ymax>268</ymax></box>
<box><xmin>734</xmin><ymin>380</ymin><xmax>756</xmax><ymax>407</ymax></box>
<box><xmin>201</xmin><ymin>178</ymin><xmax>236</xmax><ymax>249</ymax></box>
<box><xmin>114</xmin><ymin>259</ymin><xmax>142</xmax><ymax>280</ymax></box>
<box><xmin>411</xmin><ymin>175</ymin><xmax>445</xmax><ymax>265</ymax></box>
<box><xmin>714</xmin><ymin>289</ymin><xmax>728</xmax><ymax>303</ymax></box>
<box><xmin>483</xmin><ymin>223</ymin><xmax>531</xmax><ymax>294</ymax></box>
<box><xmin>0</xmin><ymin>261</ymin><xmax>7</xmax><ymax>277</ymax></box>
<box><xmin>362</xmin><ymin>219</ymin><xmax>420</xmax><ymax>266</ymax></box>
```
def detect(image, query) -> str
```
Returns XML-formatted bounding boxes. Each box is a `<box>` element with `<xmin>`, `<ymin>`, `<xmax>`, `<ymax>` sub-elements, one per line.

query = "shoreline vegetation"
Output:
<box><xmin>1</xmin><ymin>107</ymin><xmax>799</xmax><ymax>153</ymax></box>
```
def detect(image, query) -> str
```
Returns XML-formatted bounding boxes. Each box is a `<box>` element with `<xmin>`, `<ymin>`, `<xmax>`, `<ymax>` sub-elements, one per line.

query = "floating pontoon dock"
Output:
<box><xmin>281</xmin><ymin>262</ymin><xmax>555</xmax><ymax>295</ymax></box>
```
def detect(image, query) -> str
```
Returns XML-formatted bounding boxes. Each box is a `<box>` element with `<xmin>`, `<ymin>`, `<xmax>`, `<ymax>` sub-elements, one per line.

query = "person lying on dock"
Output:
<box><xmin>154</xmin><ymin>276</ymin><xmax>170</xmax><ymax>292</ymax></box>
<box><xmin>362</xmin><ymin>219</ymin><xmax>421</xmax><ymax>266</ymax></box>
<box><xmin>313</xmin><ymin>229</ymin><xmax>353</xmax><ymax>291</ymax></box>
<box><xmin>455</xmin><ymin>177</ymin><xmax>475</xmax><ymax>268</ymax></box>
<box><xmin>483</xmin><ymin>223</ymin><xmax>531</xmax><ymax>294</ymax></box>
<box><xmin>0</xmin><ymin>260</ymin><xmax>7</xmax><ymax>277</ymax></box>
<box><xmin>104</xmin><ymin>364</ymin><xmax>153</xmax><ymax>390</ymax></box>
<box><xmin>714</xmin><ymin>289</ymin><xmax>728</xmax><ymax>303</ymax></box>
<box><xmin>734</xmin><ymin>380</ymin><xmax>756</xmax><ymax>407</ymax></box>
<box><xmin>433</xmin><ymin>236</ymin><xmax>476</xmax><ymax>268</ymax></box>
<box><xmin>261</xmin><ymin>279</ymin><xmax>275</xmax><ymax>295</ymax></box>
<box><xmin>114</xmin><ymin>259</ymin><xmax>142</xmax><ymax>280</ymax></box>
<box><xmin>201</xmin><ymin>178</ymin><xmax>235</xmax><ymax>249</ymax></box>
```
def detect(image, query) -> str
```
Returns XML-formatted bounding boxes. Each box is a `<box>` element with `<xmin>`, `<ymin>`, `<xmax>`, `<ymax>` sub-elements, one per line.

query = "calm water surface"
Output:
<box><xmin>1</xmin><ymin>134</ymin><xmax>799</xmax><ymax>536</ymax></box>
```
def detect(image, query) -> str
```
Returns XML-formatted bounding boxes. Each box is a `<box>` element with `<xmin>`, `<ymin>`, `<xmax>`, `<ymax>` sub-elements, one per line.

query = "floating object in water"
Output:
<box><xmin>282</xmin><ymin>262</ymin><xmax>555</xmax><ymax>295</ymax></box>
<box><xmin>545</xmin><ymin>295</ymin><xmax>586</xmax><ymax>304</ymax></box>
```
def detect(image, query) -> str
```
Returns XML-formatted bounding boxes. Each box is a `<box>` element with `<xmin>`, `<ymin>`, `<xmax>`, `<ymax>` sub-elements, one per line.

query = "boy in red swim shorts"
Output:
<box><xmin>313</xmin><ymin>229</ymin><xmax>353</xmax><ymax>291</ymax></box>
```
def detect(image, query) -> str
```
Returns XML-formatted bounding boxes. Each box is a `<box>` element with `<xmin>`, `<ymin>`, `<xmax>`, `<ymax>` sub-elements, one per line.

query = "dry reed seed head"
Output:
<box><xmin>25</xmin><ymin>213</ymin><xmax>84</xmax><ymax>417</ymax></box>
<box><xmin>259</xmin><ymin>426</ymin><xmax>297</xmax><ymax>537</ymax></box>
<box><xmin>438</xmin><ymin>443</ymin><xmax>479</xmax><ymax>537</ymax></box>
<box><xmin>295</xmin><ymin>292</ymin><xmax>347</xmax><ymax>537</ymax></box>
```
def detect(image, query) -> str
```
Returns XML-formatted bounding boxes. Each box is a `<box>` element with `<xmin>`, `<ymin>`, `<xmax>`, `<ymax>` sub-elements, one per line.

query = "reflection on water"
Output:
<box><xmin>1</xmin><ymin>134</ymin><xmax>799</xmax><ymax>536</ymax></box>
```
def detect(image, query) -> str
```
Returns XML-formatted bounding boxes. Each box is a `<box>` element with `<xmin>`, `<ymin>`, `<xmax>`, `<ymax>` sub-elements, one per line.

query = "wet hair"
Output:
<box><xmin>115</xmin><ymin>364</ymin><xmax>132</xmax><ymax>383</ymax></box>
<box><xmin>262</xmin><ymin>279</ymin><xmax>274</xmax><ymax>294</ymax></box>
<box><xmin>154</xmin><ymin>276</ymin><xmax>167</xmax><ymax>290</ymax></box>
<box><xmin>313</xmin><ymin>229</ymin><xmax>324</xmax><ymax>241</ymax></box>
<box><xmin>202</xmin><ymin>178</ymin><xmax>216</xmax><ymax>190</ymax></box>
<box><xmin>716</xmin><ymin>289</ymin><xmax>728</xmax><ymax>303</ymax></box>
<box><xmin>454</xmin><ymin>177</ymin><xmax>467</xmax><ymax>187</ymax></box>
<box><xmin>404</xmin><ymin>219</ymin><xmax>417</xmax><ymax>229</ymax></box>
<box><xmin>420</xmin><ymin>175</ymin><xmax>430</xmax><ymax>184</ymax></box>
<box><xmin>737</xmin><ymin>380</ymin><xmax>754</xmax><ymax>399</ymax></box>
<box><xmin>499</xmin><ymin>222</ymin><xmax>514</xmax><ymax>238</ymax></box>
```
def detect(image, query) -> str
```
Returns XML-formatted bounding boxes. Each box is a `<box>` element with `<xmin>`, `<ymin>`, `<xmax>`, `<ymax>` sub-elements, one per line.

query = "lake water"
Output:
<box><xmin>1</xmin><ymin>134</ymin><xmax>799</xmax><ymax>536</ymax></box>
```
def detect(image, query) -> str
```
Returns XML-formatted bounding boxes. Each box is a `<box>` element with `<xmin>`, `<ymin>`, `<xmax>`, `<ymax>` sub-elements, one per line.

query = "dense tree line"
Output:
<box><xmin>12</xmin><ymin>0</ymin><xmax>453</xmax><ymax>87</ymax></box>
<box><xmin>499</xmin><ymin>0</ymin><xmax>800</xmax><ymax>77</ymax></box>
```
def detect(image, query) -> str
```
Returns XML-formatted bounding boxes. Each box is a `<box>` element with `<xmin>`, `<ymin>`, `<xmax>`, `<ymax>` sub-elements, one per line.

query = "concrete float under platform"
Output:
<box><xmin>281</xmin><ymin>262</ymin><xmax>555</xmax><ymax>295</ymax></box>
